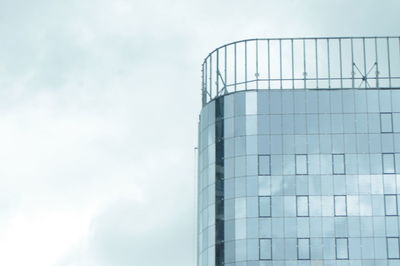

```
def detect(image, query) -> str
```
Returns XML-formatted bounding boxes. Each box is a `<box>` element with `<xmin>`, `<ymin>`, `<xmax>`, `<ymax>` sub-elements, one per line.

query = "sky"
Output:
<box><xmin>0</xmin><ymin>0</ymin><xmax>399</xmax><ymax>266</ymax></box>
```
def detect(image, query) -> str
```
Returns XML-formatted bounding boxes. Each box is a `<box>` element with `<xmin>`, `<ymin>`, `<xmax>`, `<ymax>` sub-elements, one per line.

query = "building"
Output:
<box><xmin>197</xmin><ymin>37</ymin><xmax>400</xmax><ymax>266</ymax></box>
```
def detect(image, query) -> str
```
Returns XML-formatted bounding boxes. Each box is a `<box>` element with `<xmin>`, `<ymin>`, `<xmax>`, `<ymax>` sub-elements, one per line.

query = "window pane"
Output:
<box><xmin>297</xmin><ymin>196</ymin><xmax>309</xmax><ymax>217</ymax></box>
<box><xmin>380</xmin><ymin>113</ymin><xmax>393</xmax><ymax>133</ymax></box>
<box><xmin>259</xmin><ymin>196</ymin><xmax>271</xmax><ymax>217</ymax></box>
<box><xmin>259</xmin><ymin>238</ymin><xmax>272</xmax><ymax>260</ymax></box>
<box><xmin>296</xmin><ymin>154</ymin><xmax>308</xmax><ymax>175</ymax></box>
<box><xmin>387</xmin><ymin>237</ymin><xmax>400</xmax><ymax>259</ymax></box>
<box><xmin>333</xmin><ymin>154</ymin><xmax>345</xmax><ymax>174</ymax></box>
<box><xmin>259</xmin><ymin>155</ymin><xmax>271</xmax><ymax>175</ymax></box>
<box><xmin>335</xmin><ymin>195</ymin><xmax>347</xmax><ymax>216</ymax></box>
<box><xmin>383</xmin><ymin>153</ymin><xmax>395</xmax><ymax>174</ymax></box>
<box><xmin>385</xmin><ymin>195</ymin><xmax>398</xmax><ymax>216</ymax></box>
<box><xmin>336</xmin><ymin>238</ymin><xmax>349</xmax><ymax>259</ymax></box>
<box><xmin>298</xmin><ymin>238</ymin><xmax>310</xmax><ymax>260</ymax></box>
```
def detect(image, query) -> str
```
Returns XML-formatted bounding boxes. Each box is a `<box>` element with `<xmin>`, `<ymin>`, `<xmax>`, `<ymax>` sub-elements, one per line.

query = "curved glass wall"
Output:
<box><xmin>198</xmin><ymin>88</ymin><xmax>400</xmax><ymax>266</ymax></box>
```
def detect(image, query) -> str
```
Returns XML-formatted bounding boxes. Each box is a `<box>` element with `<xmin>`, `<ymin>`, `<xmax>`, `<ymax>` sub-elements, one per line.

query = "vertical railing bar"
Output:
<box><xmin>303</xmin><ymin>39</ymin><xmax>307</xmax><ymax>89</ymax></box>
<box><xmin>210</xmin><ymin>55</ymin><xmax>213</xmax><ymax>98</ymax></box>
<box><xmin>363</xmin><ymin>37</ymin><xmax>367</xmax><ymax>88</ymax></box>
<box><xmin>315</xmin><ymin>39</ymin><xmax>319</xmax><ymax>89</ymax></box>
<box><xmin>234</xmin><ymin>43</ymin><xmax>237</xmax><ymax>92</ymax></box>
<box><xmin>280</xmin><ymin>39</ymin><xmax>283</xmax><ymax>89</ymax></box>
<box><xmin>327</xmin><ymin>39</ymin><xmax>331</xmax><ymax>88</ymax></box>
<box><xmin>387</xmin><ymin>37</ymin><xmax>392</xmax><ymax>88</ymax></box>
<box><xmin>216</xmin><ymin>49</ymin><xmax>220</xmax><ymax>95</ymax></box>
<box><xmin>224</xmin><ymin>45</ymin><xmax>227</xmax><ymax>93</ymax></box>
<box><xmin>291</xmin><ymin>39</ymin><xmax>295</xmax><ymax>89</ymax></box>
<box><xmin>375</xmin><ymin>37</ymin><xmax>379</xmax><ymax>88</ymax></box>
<box><xmin>351</xmin><ymin>38</ymin><xmax>355</xmax><ymax>89</ymax></box>
<box><xmin>256</xmin><ymin>39</ymin><xmax>259</xmax><ymax>90</ymax></box>
<box><xmin>339</xmin><ymin>39</ymin><xmax>343</xmax><ymax>88</ymax></box>
<box><xmin>268</xmin><ymin>40</ymin><xmax>271</xmax><ymax>89</ymax></box>
<box><xmin>245</xmin><ymin>41</ymin><xmax>248</xmax><ymax>90</ymax></box>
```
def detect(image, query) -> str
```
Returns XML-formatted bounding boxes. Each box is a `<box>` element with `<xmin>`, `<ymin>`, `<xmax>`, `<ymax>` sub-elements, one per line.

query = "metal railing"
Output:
<box><xmin>201</xmin><ymin>37</ymin><xmax>400</xmax><ymax>106</ymax></box>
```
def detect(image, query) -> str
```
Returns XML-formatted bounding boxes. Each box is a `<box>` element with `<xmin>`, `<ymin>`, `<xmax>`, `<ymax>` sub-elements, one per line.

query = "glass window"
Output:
<box><xmin>297</xmin><ymin>238</ymin><xmax>310</xmax><ymax>260</ymax></box>
<box><xmin>385</xmin><ymin>194</ymin><xmax>398</xmax><ymax>216</ymax></box>
<box><xmin>332</xmin><ymin>154</ymin><xmax>345</xmax><ymax>174</ymax></box>
<box><xmin>259</xmin><ymin>196</ymin><xmax>271</xmax><ymax>217</ymax></box>
<box><xmin>380</xmin><ymin>113</ymin><xmax>393</xmax><ymax>133</ymax></box>
<box><xmin>296</xmin><ymin>196</ymin><xmax>309</xmax><ymax>217</ymax></box>
<box><xmin>382</xmin><ymin>153</ymin><xmax>396</xmax><ymax>174</ymax></box>
<box><xmin>259</xmin><ymin>238</ymin><xmax>272</xmax><ymax>260</ymax></box>
<box><xmin>295</xmin><ymin>154</ymin><xmax>308</xmax><ymax>175</ymax></box>
<box><xmin>336</xmin><ymin>237</ymin><xmax>349</xmax><ymax>260</ymax></box>
<box><xmin>258</xmin><ymin>155</ymin><xmax>271</xmax><ymax>175</ymax></box>
<box><xmin>334</xmin><ymin>195</ymin><xmax>347</xmax><ymax>216</ymax></box>
<box><xmin>387</xmin><ymin>237</ymin><xmax>400</xmax><ymax>259</ymax></box>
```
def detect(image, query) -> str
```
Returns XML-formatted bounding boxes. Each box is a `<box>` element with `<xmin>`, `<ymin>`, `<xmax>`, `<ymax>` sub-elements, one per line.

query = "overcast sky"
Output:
<box><xmin>0</xmin><ymin>0</ymin><xmax>399</xmax><ymax>266</ymax></box>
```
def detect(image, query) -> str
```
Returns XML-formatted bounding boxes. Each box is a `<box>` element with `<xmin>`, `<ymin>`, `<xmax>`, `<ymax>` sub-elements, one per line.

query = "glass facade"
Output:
<box><xmin>198</xmin><ymin>89</ymin><xmax>400</xmax><ymax>266</ymax></box>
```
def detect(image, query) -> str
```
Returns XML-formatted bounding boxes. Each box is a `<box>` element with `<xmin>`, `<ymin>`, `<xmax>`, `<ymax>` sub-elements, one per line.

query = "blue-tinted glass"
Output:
<box><xmin>297</xmin><ymin>196</ymin><xmax>309</xmax><ymax>217</ymax></box>
<box><xmin>382</xmin><ymin>153</ymin><xmax>395</xmax><ymax>174</ymax></box>
<box><xmin>393</xmin><ymin>113</ymin><xmax>400</xmax><ymax>132</ymax></box>
<box><xmin>333</xmin><ymin>154</ymin><xmax>345</xmax><ymax>174</ymax></box>
<box><xmin>246</xmin><ymin>91</ymin><xmax>257</xmax><ymax>115</ymax></box>
<box><xmin>258</xmin><ymin>155</ymin><xmax>271</xmax><ymax>175</ymax></box>
<box><xmin>384</xmin><ymin>195</ymin><xmax>398</xmax><ymax>216</ymax></box>
<box><xmin>296</xmin><ymin>154</ymin><xmax>308</xmax><ymax>175</ymax></box>
<box><xmin>259</xmin><ymin>196</ymin><xmax>271</xmax><ymax>217</ymax></box>
<box><xmin>381</xmin><ymin>113</ymin><xmax>393</xmax><ymax>133</ymax></box>
<box><xmin>387</xmin><ymin>237</ymin><xmax>400</xmax><ymax>259</ymax></box>
<box><xmin>234</xmin><ymin>92</ymin><xmax>246</xmax><ymax>116</ymax></box>
<box><xmin>259</xmin><ymin>239</ymin><xmax>272</xmax><ymax>260</ymax></box>
<box><xmin>335</xmin><ymin>196</ymin><xmax>347</xmax><ymax>216</ymax></box>
<box><xmin>336</xmin><ymin>238</ymin><xmax>349</xmax><ymax>259</ymax></box>
<box><xmin>294</xmin><ymin>90</ymin><xmax>306</xmax><ymax>113</ymax></box>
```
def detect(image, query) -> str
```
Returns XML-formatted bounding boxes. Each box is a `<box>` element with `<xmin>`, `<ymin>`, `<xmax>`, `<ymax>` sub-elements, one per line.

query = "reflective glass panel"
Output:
<box><xmin>382</xmin><ymin>153</ymin><xmax>396</xmax><ymax>174</ymax></box>
<box><xmin>380</xmin><ymin>113</ymin><xmax>393</xmax><ymax>133</ymax></box>
<box><xmin>387</xmin><ymin>237</ymin><xmax>400</xmax><ymax>259</ymax></box>
<box><xmin>336</xmin><ymin>238</ymin><xmax>349</xmax><ymax>259</ymax></box>
<box><xmin>298</xmin><ymin>238</ymin><xmax>310</xmax><ymax>260</ymax></box>
<box><xmin>332</xmin><ymin>154</ymin><xmax>345</xmax><ymax>174</ymax></box>
<box><xmin>384</xmin><ymin>195</ymin><xmax>398</xmax><ymax>216</ymax></box>
<box><xmin>334</xmin><ymin>195</ymin><xmax>347</xmax><ymax>216</ymax></box>
<box><xmin>297</xmin><ymin>196</ymin><xmax>309</xmax><ymax>217</ymax></box>
<box><xmin>259</xmin><ymin>238</ymin><xmax>272</xmax><ymax>260</ymax></box>
<box><xmin>296</xmin><ymin>154</ymin><xmax>308</xmax><ymax>175</ymax></box>
<box><xmin>258</xmin><ymin>155</ymin><xmax>271</xmax><ymax>175</ymax></box>
<box><xmin>259</xmin><ymin>196</ymin><xmax>271</xmax><ymax>217</ymax></box>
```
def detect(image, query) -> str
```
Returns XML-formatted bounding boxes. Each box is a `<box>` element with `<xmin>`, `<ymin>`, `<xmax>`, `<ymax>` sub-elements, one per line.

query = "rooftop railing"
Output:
<box><xmin>201</xmin><ymin>37</ymin><xmax>400</xmax><ymax>106</ymax></box>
